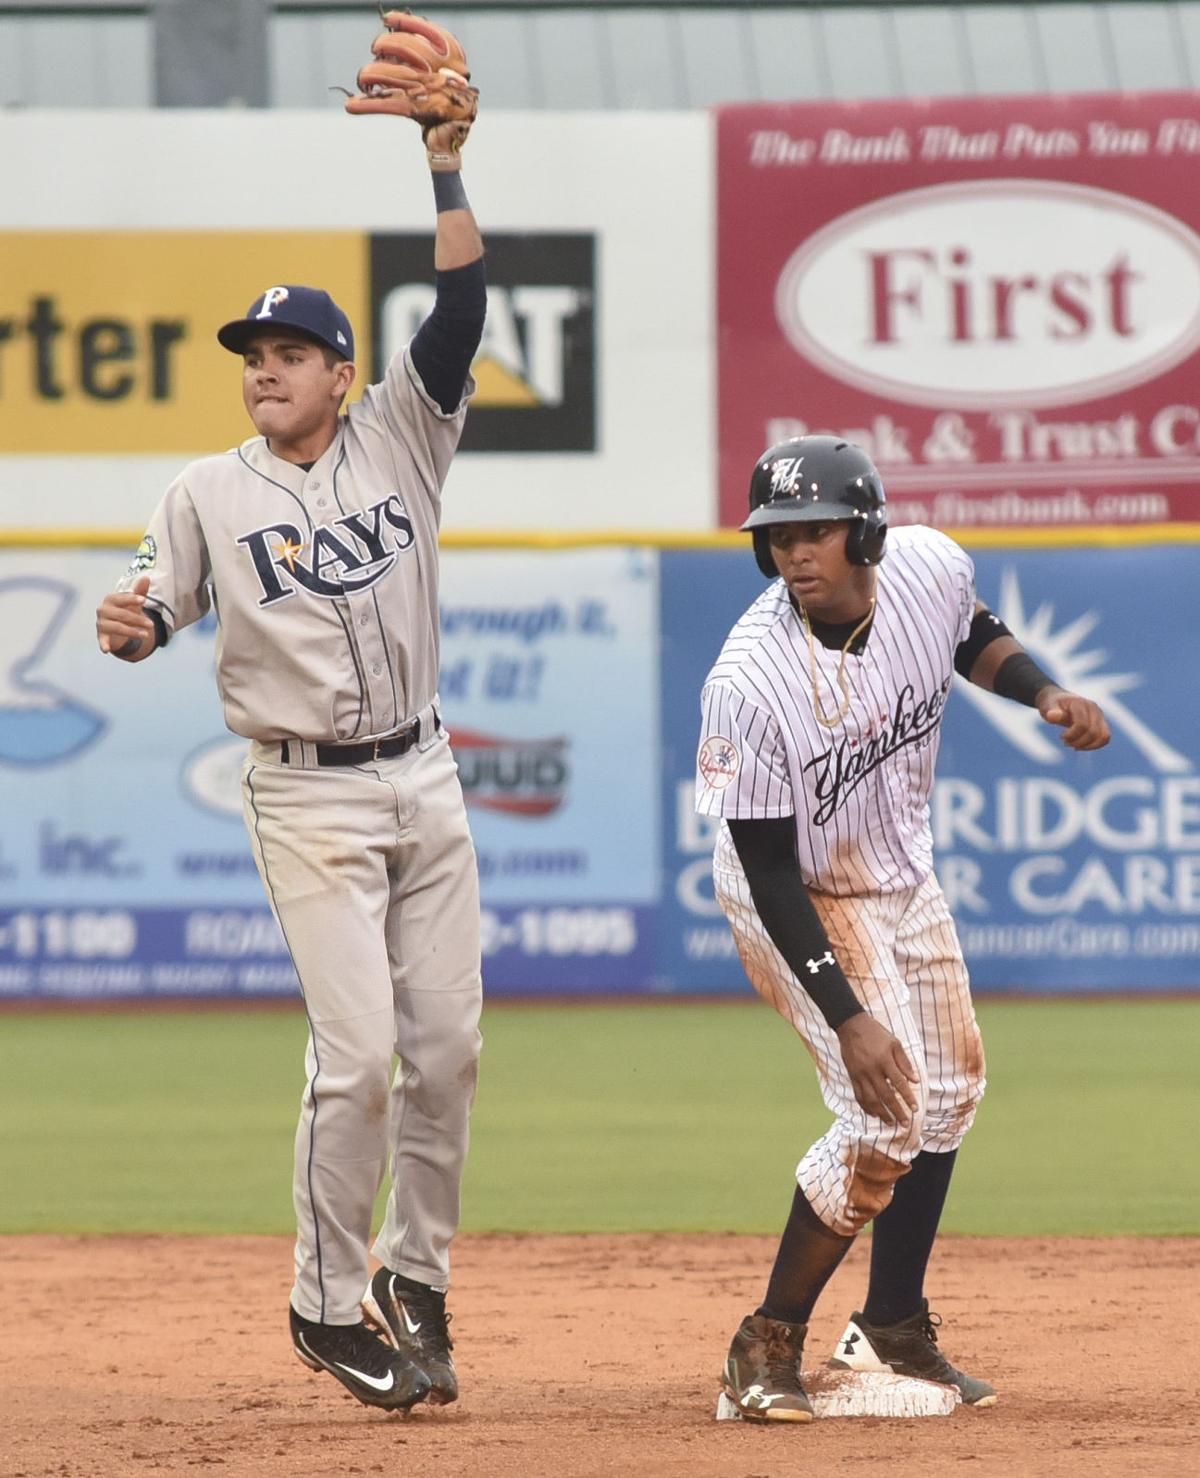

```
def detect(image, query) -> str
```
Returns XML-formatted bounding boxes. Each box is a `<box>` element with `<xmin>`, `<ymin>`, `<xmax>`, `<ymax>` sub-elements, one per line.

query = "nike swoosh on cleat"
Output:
<box><xmin>333</xmin><ymin>1362</ymin><xmax>395</xmax><ymax>1392</ymax></box>
<box><xmin>297</xmin><ymin>1332</ymin><xmax>396</xmax><ymax>1393</ymax></box>
<box><xmin>390</xmin><ymin>1278</ymin><xmax>422</xmax><ymax>1334</ymax></box>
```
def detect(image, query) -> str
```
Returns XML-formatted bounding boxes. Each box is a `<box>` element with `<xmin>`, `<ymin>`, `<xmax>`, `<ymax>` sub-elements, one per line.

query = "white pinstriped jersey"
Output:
<box><xmin>116</xmin><ymin>349</ymin><xmax>472</xmax><ymax>743</ymax></box>
<box><xmin>696</xmin><ymin>526</ymin><xmax>975</xmax><ymax>896</ymax></box>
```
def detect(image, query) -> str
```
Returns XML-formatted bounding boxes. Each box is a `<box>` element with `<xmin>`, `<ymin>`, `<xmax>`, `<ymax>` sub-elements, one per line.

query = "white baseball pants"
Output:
<box><xmin>713</xmin><ymin>825</ymin><xmax>985</xmax><ymax>1238</ymax></box>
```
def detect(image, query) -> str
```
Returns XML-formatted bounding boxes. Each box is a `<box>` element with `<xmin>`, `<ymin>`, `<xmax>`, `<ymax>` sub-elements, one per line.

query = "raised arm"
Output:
<box><xmin>410</xmin><ymin>132</ymin><xmax>487</xmax><ymax>412</ymax></box>
<box><xmin>343</xmin><ymin>11</ymin><xmax>485</xmax><ymax>412</ymax></box>
<box><xmin>341</xmin><ymin>6</ymin><xmax>482</xmax><ymax>271</ymax></box>
<box><xmin>428</xmin><ymin>121</ymin><xmax>483</xmax><ymax>271</ymax></box>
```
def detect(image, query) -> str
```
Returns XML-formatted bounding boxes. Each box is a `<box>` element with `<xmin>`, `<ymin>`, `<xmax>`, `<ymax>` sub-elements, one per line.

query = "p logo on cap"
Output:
<box><xmin>255</xmin><ymin>287</ymin><xmax>290</xmax><ymax>320</ymax></box>
<box><xmin>217</xmin><ymin>283</ymin><xmax>355</xmax><ymax>361</ymax></box>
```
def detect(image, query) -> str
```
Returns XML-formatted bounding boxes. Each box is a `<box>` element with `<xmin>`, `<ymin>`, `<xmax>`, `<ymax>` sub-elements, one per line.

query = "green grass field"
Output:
<box><xmin>1</xmin><ymin>998</ymin><xmax>1195</xmax><ymax>1237</ymax></box>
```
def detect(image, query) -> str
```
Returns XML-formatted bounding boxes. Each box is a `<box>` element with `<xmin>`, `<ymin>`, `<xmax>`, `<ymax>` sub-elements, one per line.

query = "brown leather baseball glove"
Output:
<box><xmin>344</xmin><ymin>10</ymin><xmax>478</xmax><ymax>163</ymax></box>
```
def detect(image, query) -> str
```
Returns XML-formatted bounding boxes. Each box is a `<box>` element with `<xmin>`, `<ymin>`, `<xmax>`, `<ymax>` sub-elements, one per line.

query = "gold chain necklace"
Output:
<box><xmin>799</xmin><ymin>596</ymin><xmax>876</xmax><ymax>729</ymax></box>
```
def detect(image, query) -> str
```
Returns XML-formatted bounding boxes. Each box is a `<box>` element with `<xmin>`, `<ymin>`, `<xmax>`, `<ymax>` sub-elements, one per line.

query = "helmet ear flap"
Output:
<box><xmin>845</xmin><ymin>505</ymin><xmax>888</xmax><ymax>565</ymax></box>
<box><xmin>752</xmin><ymin>529</ymin><xmax>776</xmax><ymax>578</ymax></box>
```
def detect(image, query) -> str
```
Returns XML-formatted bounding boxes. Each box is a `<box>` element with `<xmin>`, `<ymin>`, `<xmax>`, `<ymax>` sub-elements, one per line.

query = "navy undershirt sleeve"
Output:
<box><xmin>409</xmin><ymin>257</ymin><xmax>487</xmax><ymax>415</ymax></box>
<box><xmin>727</xmin><ymin>816</ymin><xmax>865</xmax><ymax>1031</ymax></box>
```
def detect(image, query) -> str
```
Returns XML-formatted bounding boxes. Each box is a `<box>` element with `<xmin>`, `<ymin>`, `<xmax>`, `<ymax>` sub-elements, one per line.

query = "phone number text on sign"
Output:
<box><xmin>480</xmin><ymin>906</ymin><xmax>636</xmax><ymax>957</ymax></box>
<box><xmin>0</xmin><ymin>909</ymin><xmax>137</xmax><ymax>959</ymax></box>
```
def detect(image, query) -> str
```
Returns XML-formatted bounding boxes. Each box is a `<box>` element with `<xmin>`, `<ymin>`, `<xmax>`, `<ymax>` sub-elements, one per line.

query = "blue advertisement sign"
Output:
<box><xmin>938</xmin><ymin>547</ymin><xmax>1199</xmax><ymax>991</ymax></box>
<box><xmin>657</xmin><ymin>544</ymin><xmax>1200</xmax><ymax>994</ymax></box>
<box><xmin>0</xmin><ymin>552</ymin><xmax>295</xmax><ymax>997</ymax></box>
<box><xmin>437</xmin><ymin>548</ymin><xmax>660</xmax><ymax>991</ymax></box>
<box><xmin>0</xmin><ymin>542</ymin><xmax>1195</xmax><ymax>998</ymax></box>
<box><xmin>657</xmin><ymin>550</ymin><xmax>761</xmax><ymax>994</ymax></box>
<box><xmin>0</xmin><ymin>547</ymin><xmax>660</xmax><ymax>997</ymax></box>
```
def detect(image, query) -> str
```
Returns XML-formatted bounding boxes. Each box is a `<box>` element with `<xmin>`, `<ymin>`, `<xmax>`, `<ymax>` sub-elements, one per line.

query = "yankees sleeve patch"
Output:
<box><xmin>697</xmin><ymin>734</ymin><xmax>740</xmax><ymax>791</ymax></box>
<box><xmin>695</xmin><ymin>682</ymin><xmax>793</xmax><ymax>819</ymax></box>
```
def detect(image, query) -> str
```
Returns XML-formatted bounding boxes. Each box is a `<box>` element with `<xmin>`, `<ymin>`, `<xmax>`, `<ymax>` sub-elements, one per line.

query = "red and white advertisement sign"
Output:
<box><xmin>717</xmin><ymin>92</ymin><xmax>1200</xmax><ymax>528</ymax></box>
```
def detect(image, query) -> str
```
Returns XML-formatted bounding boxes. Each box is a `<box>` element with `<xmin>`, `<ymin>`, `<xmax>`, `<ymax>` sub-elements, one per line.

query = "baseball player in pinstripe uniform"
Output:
<box><xmin>697</xmin><ymin>435</ymin><xmax>1110</xmax><ymax>1422</ymax></box>
<box><xmin>95</xmin><ymin>118</ymin><xmax>487</xmax><ymax>1413</ymax></box>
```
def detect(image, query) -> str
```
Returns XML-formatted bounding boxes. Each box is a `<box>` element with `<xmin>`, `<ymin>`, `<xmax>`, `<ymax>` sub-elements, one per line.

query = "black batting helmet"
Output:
<box><xmin>741</xmin><ymin>436</ymin><xmax>888</xmax><ymax>577</ymax></box>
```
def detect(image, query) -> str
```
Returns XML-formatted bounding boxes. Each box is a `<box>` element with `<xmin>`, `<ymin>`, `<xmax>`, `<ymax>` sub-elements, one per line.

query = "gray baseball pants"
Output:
<box><xmin>243</xmin><ymin>723</ymin><xmax>482</xmax><ymax>1323</ymax></box>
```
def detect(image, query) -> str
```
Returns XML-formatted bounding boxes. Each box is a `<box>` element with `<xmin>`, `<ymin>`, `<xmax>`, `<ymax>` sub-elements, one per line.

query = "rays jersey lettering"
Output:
<box><xmin>805</xmin><ymin>680</ymin><xmax>951</xmax><ymax>826</ymax></box>
<box><xmin>238</xmin><ymin>494</ymin><xmax>416</xmax><ymax>606</ymax></box>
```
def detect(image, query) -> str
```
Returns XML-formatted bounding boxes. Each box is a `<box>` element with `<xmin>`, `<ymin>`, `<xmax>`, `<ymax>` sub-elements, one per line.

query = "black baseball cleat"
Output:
<box><xmin>289</xmin><ymin>1306</ymin><xmax>431</xmax><ymax>1411</ymax></box>
<box><xmin>828</xmin><ymin>1300</ymin><xmax>998</xmax><ymax>1406</ymax></box>
<box><xmin>721</xmin><ymin>1312</ymin><xmax>815</xmax><ymax>1422</ymax></box>
<box><xmin>363</xmin><ymin>1267</ymin><xmax>459</xmax><ymax>1405</ymax></box>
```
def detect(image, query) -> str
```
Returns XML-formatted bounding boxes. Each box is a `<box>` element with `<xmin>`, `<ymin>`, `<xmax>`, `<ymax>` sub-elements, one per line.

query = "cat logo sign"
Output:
<box><xmin>370</xmin><ymin>232</ymin><xmax>596</xmax><ymax>451</ymax></box>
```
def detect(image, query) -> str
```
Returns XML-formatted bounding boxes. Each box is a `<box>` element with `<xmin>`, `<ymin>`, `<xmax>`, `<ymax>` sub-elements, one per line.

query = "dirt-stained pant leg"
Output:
<box><xmin>893</xmin><ymin>873</ymin><xmax>986</xmax><ymax>1151</ymax></box>
<box><xmin>242</xmin><ymin>752</ymin><xmax>401</xmax><ymax>1324</ymax></box>
<box><xmin>373</xmin><ymin>732</ymin><xmax>483</xmax><ymax>1291</ymax></box>
<box><xmin>713</xmin><ymin>826</ymin><xmax>928</xmax><ymax>1238</ymax></box>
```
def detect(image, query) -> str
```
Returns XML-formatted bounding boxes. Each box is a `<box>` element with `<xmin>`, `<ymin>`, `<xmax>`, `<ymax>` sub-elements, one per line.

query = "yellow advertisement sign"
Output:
<box><xmin>0</xmin><ymin>233</ymin><xmax>367</xmax><ymax>453</ymax></box>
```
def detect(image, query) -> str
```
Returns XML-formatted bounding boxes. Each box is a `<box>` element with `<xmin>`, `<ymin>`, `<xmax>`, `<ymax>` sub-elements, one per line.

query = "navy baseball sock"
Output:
<box><xmin>862</xmin><ymin>1148</ymin><xmax>959</xmax><ymax>1327</ymax></box>
<box><xmin>758</xmin><ymin>1186</ymin><xmax>855</xmax><ymax>1325</ymax></box>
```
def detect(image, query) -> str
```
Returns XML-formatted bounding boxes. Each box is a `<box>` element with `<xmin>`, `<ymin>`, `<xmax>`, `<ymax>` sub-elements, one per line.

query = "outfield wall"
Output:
<box><xmin>7</xmin><ymin>92</ymin><xmax>1200</xmax><ymax>535</ymax></box>
<box><xmin>3</xmin><ymin>99</ymin><xmax>1198</xmax><ymax>995</ymax></box>
<box><xmin>1</xmin><ymin>533</ymin><xmax>1196</xmax><ymax>1000</ymax></box>
<box><xmin>0</xmin><ymin>110</ymin><xmax>714</xmax><ymax>532</ymax></box>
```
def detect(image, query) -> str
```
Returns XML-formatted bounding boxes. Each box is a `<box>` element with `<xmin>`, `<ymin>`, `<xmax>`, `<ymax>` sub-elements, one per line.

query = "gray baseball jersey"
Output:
<box><xmin>115</xmin><ymin>339</ymin><xmax>484</xmax><ymax>1325</ymax></box>
<box><xmin>119</xmin><ymin>346</ymin><xmax>470</xmax><ymax>742</ymax></box>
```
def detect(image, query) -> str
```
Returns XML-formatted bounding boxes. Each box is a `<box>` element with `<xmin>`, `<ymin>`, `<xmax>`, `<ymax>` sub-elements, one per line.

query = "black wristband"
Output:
<box><xmin>431</xmin><ymin>170</ymin><xmax>469</xmax><ymax>213</ymax></box>
<box><xmin>992</xmin><ymin>651</ymin><xmax>1057</xmax><ymax>707</ymax></box>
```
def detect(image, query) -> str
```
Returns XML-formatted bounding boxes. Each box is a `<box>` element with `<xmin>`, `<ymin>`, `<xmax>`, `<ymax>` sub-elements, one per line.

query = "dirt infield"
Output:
<box><xmin>4</xmin><ymin>1234</ymin><xmax>1196</xmax><ymax>1478</ymax></box>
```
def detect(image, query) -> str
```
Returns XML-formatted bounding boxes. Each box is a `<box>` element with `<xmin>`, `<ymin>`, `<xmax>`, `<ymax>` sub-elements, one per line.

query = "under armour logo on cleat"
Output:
<box><xmin>806</xmin><ymin>952</ymin><xmax>835</xmax><ymax>974</ymax></box>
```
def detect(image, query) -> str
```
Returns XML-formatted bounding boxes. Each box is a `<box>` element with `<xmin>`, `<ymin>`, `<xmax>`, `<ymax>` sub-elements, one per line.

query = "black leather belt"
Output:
<box><xmin>281</xmin><ymin>715</ymin><xmax>433</xmax><ymax>768</ymax></box>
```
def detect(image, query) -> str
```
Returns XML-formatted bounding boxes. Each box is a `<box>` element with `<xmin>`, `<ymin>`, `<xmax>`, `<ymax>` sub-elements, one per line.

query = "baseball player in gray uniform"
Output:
<box><xmin>95</xmin><ymin>110</ymin><xmax>486</xmax><ymax>1411</ymax></box>
<box><xmin>697</xmin><ymin>435</ymin><xmax>1110</xmax><ymax>1422</ymax></box>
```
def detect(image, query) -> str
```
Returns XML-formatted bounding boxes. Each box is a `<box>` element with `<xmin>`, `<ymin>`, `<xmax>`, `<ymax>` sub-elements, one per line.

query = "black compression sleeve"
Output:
<box><xmin>954</xmin><ymin>606</ymin><xmax>1012</xmax><ymax>679</ymax></box>
<box><xmin>727</xmin><ymin>817</ymin><xmax>864</xmax><ymax>1031</ymax></box>
<box><xmin>409</xmin><ymin>256</ymin><xmax>487</xmax><ymax>414</ymax></box>
<box><xmin>992</xmin><ymin>651</ymin><xmax>1057</xmax><ymax>707</ymax></box>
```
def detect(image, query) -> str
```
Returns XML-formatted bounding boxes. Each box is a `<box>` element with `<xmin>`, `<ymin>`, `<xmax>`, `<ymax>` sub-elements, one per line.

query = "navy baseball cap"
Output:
<box><xmin>217</xmin><ymin>284</ymin><xmax>355</xmax><ymax>360</ymax></box>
